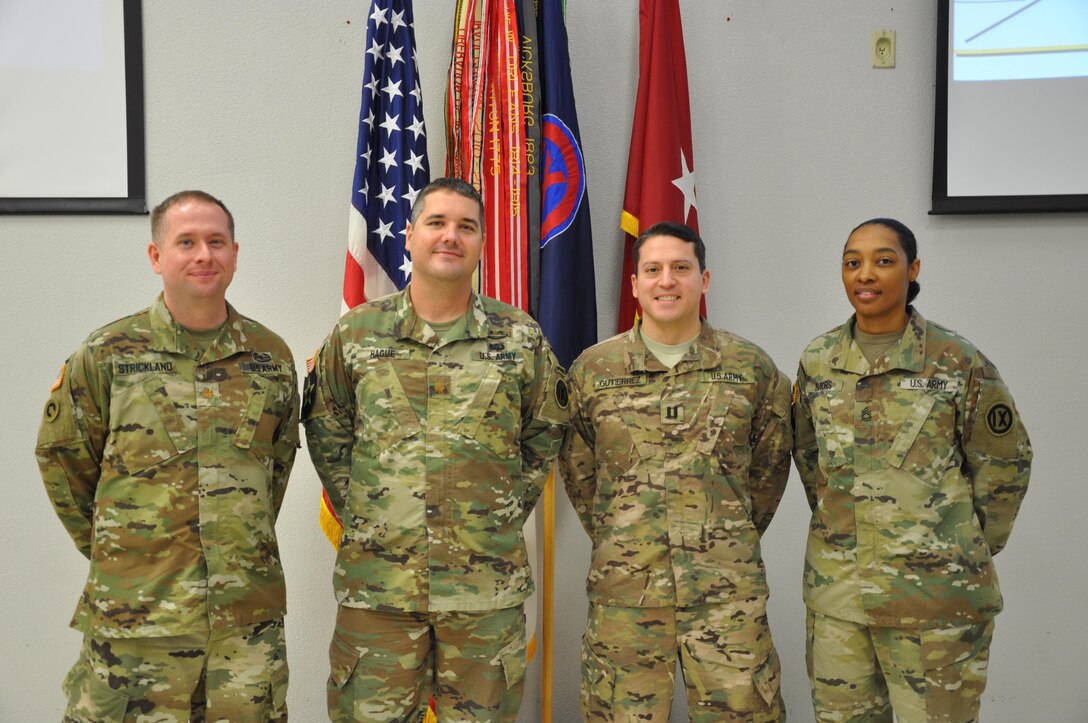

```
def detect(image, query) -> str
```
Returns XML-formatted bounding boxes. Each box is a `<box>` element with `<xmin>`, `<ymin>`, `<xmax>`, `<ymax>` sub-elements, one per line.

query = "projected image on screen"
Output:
<box><xmin>934</xmin><ymin>0</ymin><xmax>1088</xmax><ymax>212</ymax></box>
<box><xmin>954</xmin><ymin>0</ymin><xmax>1088</xmax><ymax>81</ymax></box>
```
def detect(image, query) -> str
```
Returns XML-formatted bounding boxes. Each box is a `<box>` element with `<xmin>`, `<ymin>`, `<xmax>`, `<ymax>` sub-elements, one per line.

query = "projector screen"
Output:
<box><xmin>0</xmin><ymin>0</ymin><xmax>145</xmax><ymax>214</ymax></box>
<box><xmin>932</xmin><ymin>0</ymin><xmax>1088</xmax><ymax>214</ymax></box>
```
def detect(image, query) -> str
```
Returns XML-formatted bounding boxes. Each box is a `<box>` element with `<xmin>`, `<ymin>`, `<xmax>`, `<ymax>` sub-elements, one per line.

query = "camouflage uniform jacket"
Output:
<box><xmin>561</xmin><ymin>321</ymin><xmax>792</xmax><ymax>608</ymax></box>
<box><xmin>302</xmin><ymin>289</ymin><xmax>569</xmax><ymax>613</ymax></box>
<box><xmin>792</xmin><ymin>310</ymin><xmax>1031</xmax><ymax>628</ymax></box>
<box><xmin>35</xmin><ymin>295</ymin><xmax>300</xmax><ymax>638</ymax></box>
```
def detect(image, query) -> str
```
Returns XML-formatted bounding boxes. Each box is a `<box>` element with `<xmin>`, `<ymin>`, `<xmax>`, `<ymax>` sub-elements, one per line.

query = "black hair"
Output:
<box><xmin>850</xmin><ymin>217</ymin><xmax>920</xmax><ymax>306</ymax></box>
<box><xmin>633</xmin><ymin>221</ymin><xmax>707</xmax><ymax>272</ymax></box>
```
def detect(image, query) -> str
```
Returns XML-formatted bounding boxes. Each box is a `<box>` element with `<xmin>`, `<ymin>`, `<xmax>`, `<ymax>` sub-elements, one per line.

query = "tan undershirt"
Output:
<box><xmin>853</xmin><ymin>326</ymin><xmax>905</xmax><ymax>367</ymax></box>
<box><xmin>184</xmin><ymin>324</ymin><xmax>225</xmax><ymax>359</ymax></box>
<box><xmin>418</xmin><ymin>312</ymin><xmax>469</xmax><ymax>344</ymax></box>
<box><xmin>641</xmin><ymin>328</ymin><xmax>699</xmax><ymax>370</ymax></box>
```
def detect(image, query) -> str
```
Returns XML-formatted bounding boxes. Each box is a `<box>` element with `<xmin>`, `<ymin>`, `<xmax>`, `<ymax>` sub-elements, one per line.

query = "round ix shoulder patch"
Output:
<box><xmin>985</xmin><ymin>402</ymin><xmax>1014</xmax><ymax>436</ymax></box>
<box><xmin>554</xmin><ymin>378</ymin><xmax>569</xmax><ymax>410</ymax></box>
<box><xmin>44</xmin><ymin>399</ymin><xmax>60</xmax><ymax>422</ymax></box>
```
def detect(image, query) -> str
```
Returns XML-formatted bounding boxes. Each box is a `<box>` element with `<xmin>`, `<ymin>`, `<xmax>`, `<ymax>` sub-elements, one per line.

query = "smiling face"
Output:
<box><xmin>404</xmin><ymin>189</ymin><xmax>484</xmax><ymax>288</ymax></box>
<box><xmin>631</xmin><ymin>233</ymin><xmax>709</xmax><ymax>344</ymax></box>
<box><xmin>841</xmin><ymin>222</ymin><xmax>920</xmax><ymax>334</ymax></box>
<box><xmin>148</xmin><ymin>198</ymin><xmax>238</xmax><ymax>319</ymax></box>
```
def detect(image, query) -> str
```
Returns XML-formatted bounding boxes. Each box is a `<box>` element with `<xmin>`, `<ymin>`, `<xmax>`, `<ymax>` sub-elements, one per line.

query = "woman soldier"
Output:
<box><xmin>792</xmin><ymin>218</ymin><xmax>1032</xmax><ymax>722</ymax></box>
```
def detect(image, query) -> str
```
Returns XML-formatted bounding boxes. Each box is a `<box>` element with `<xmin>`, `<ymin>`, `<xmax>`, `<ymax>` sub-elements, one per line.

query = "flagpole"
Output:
<box><xmin>535</xmin><ymin>0</ymin><xmax>598</xmax><ymax>711</ymax></box>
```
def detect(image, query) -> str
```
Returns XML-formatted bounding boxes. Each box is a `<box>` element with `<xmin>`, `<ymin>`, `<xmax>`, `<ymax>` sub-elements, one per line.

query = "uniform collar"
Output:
<box><xmin>149</xmin><ymin>293</ymin><xmax>249</xmax><ymax>361</ymax></box>
<box><xmin>624</xmin><ymin>319</ymin><xmax>721</xmax><ymax>374</ymax></box>
<box><xmin>829</xmin><ymin>308</ymin><xmax>927</xmax><ymax>376</ymax></box>
<box><xmin>392</xmin><ymin>286</ymin><xmax>489</xmax><ymax>344</ymax></box>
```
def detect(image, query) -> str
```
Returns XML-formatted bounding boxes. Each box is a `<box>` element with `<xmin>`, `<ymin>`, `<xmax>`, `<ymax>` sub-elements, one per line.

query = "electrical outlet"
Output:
<box><xmin>872</xmin><ymin>30</ymin><xmax>895</xmax><ymax>69</ymax></box>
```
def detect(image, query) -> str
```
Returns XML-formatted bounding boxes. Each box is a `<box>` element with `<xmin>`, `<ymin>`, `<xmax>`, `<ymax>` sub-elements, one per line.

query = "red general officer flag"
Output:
<box><xmin>618</xmin><ymin>0</ymin><xmax>702</xmax><ymax>333</ymax></box>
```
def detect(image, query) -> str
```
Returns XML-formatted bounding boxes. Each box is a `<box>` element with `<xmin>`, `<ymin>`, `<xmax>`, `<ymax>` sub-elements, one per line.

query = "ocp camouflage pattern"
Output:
<box><xmin>792</xmin><ymin>310</ymin><xmax>1031</xmax><ymax>628</ymax></box>
<box><xmin>561</xmin><ymin>321</ymin><xmax>792</xmax><ymax>608</ymax></box>
<box><xmin>806</xmin><ymin>611</ymin><xmax>993</xmax><ymax>722</ymax></box>
<box><xmin>63</xmin><ymin>619</ymin><xmax>289</xmax><ymax>722</ymax></box>
<box><xmin>327</xmin><ymin>606</ymin><xmax>526</xmax><ymax>722</ymax></box>
<box><xmin>36</xmin><ymin>295</ymin><xmax>300</xmax><ymax>637</ymax></box>
<box><xmin>303</xmin><ymin>288</ymin><xmax>568</xmax><ymax>613</ymax></box>
<box><xmin>581</xmin><ymin>600</ymin><xmax>784</xmax><ymax>722</ymax></box>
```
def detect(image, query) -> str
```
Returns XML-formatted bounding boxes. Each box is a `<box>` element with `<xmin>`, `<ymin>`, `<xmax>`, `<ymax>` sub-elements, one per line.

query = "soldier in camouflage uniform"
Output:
<box><xmin>303</xmin><ymin>177</ymin><xmax>569</xmax><ymax>723</ymax></box>
<box><xmin>35</xmin><ymin>190</ymin><xmax>299</xmax><ymax>722</ymax></box>
<box><xmin>793</xmin><ymin>218</ymin><xmax>1031</xmax><ymax>722</ymax></box>
<box><xmin>561</xmin><ymin>222</ymin><xmax>791</xmax><ymax>721</ymax></box>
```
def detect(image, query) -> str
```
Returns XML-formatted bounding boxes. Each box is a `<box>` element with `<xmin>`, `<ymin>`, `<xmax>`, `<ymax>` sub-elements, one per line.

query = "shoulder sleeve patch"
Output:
<box><xmin>536</xmin><ymin>363</ymin><xmax>571</xmax><ymax>426</ymax></box>
<box><xmin>972</xmin><ymin>379</ymin><xmax>1022</xmax><ymax>458</ymax></box>
<box><xmin>37</xmin><ymin>388</ymin><xmax>79</xmax><ymax>447</ymax></box>
<box><xmin>555</xmin><ymin>377</ymin><xmax>569</xmax><ymax>410</ymax></box>
<box><xmin>985</xmin><ymin>401</ymin><xmax>1014</xmax><ymax>436</ymax></box>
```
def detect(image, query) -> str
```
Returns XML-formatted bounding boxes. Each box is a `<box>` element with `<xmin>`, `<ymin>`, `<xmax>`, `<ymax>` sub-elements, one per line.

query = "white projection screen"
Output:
<box><xmin>0</xmin><ymin>0</ymin><xmax>145</xmax><ymax>214</ymax></box>
<box><xmin>933</xmin><ymin>0</ymin><xmax>1088</xmax><ymax>213</ymax></box>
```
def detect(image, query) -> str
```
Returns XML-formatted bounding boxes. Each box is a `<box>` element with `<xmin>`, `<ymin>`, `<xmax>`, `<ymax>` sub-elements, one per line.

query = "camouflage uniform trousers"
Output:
<box><xmin>62</xmin><ymin>618</ymin><xmax>288</xmax><ymax>723</ymax></box>
<box><xmin>806</xmin><ymin>611</ymin><xmax>994</xmax><ymax>723</ymax></box>
<box><xmin>328</xmin><ymin>604</ymin><xmax>527</xmax><ymax>723</ymax></box>
<box><xmin>581</xmin><ymin>598</ymin><xmax>785</xmax><ymax>722</ymax></box>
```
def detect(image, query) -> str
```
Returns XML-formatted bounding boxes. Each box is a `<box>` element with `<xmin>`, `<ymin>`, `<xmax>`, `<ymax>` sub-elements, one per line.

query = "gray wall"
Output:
<box><xmin>2</xmin><ymin>2</ymin><xmax>1085</xmax><ymax>721</ymax></box>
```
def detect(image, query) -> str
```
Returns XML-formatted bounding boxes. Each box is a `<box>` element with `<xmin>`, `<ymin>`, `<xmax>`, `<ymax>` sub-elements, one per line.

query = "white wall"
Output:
<box><xmin>1</xmin><ymin>2</ymin><xmax>1085</xmax><ymax>721</ymax></box>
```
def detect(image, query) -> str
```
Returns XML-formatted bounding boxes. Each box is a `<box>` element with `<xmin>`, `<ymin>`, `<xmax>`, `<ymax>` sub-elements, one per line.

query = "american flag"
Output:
<box><xmin>343</xmin><ymin>0</ymin><xmax>430</xmax><ymax>314</ymax></box>
<box><xmin>320</xmin><ymin>0</ymin><xmax>429</xmax><ymax>568</ymax></box>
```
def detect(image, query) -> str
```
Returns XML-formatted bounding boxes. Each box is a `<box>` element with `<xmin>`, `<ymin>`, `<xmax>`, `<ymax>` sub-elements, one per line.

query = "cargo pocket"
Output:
<box><xmin>497</xmin><ymin>630</ymin><xmax>528</xmax><ymax>717</ymax></box>
<box><xmin>63</xmin><ymin>657</ymin><xmax>129</xmax><ymax>722</ymax></box>
<box><xmin>683</xmin><ymin>642</ymin><xmax>783</xmax><ymax>722</ymax></box>
<box><xmin>805</xmin><ymin>610</ymin><xmax>817</xmax><ymax>682</ymax></box>
<box><xmin>266</xmin><ymin>621</ymin><xmax>290</xmax><ymax>722</ymax></box>
<box><xmin>579</xmin><ymin>643</ymin><xmax>616</xmax><ymax>719</ymax></box>
<box><xmin>750</xmin><ymin>647</ymin><xmax>784</xmax><ymax>721</ymax></box>
<box><xmin>920</xmin><ymin>620</ymin><xmax>993</xmax><ymax>721</ymax></box>
<box><xmin>326</xmin><ymin>631</ymin><xmax>362</xmax><ymax>722</ymax></box>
